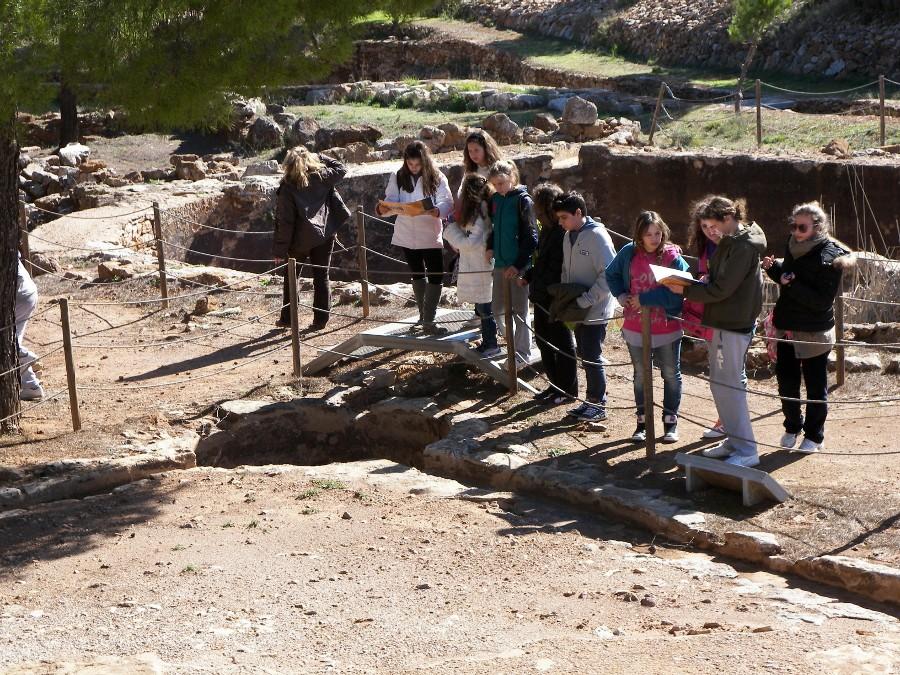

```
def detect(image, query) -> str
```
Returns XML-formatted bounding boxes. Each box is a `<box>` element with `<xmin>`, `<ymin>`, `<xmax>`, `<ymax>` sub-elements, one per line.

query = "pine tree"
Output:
<box><xmin>728</xmin><ymin>0</ymin><xmax>794</xmax><ymax>112</ymax></box>
<box><xmin>0</xmin><ymin>0</ymin><xmax>430</xmax><ymax>432</ymax></box>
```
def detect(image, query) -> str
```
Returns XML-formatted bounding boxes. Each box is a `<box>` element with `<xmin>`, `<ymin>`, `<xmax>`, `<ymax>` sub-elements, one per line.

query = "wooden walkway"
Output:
<box><xmin>303</xmin><ymin>309</ymin><xmax>540</xmax><ymax>393</ymax></box>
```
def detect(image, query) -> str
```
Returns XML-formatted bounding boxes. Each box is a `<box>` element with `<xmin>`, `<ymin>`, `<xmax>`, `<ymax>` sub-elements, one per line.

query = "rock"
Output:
<box><xmin>322</xmin><ymin>141</ymin><xmax>370</xmax><ymax>164</ymax></box>
<box><xmin>640</xmin><ymin>595</ymin><xmax>657</xmax><ymax>607</ymax></box>
<box><xmin>273</xmin><ymin>112</ymin><xmax>297</xmax><ymax>129</ymax></box>
<box><xmin>97</xmin><ymin>261</ymin><xmax>134</xmax><ymax>281</ymax></box>
<box><xmin>419</xmin><ymin>125</ymin><xmax>447</xmax><ymax>153</ymax></box>
<box><xmin>143</xmin><ymin>168</ymin><xmax>173</xmax><ymax>182</ymax></box>
<box><xmin>341</xmin><ymin>511</ymin><xmax>352</xmax><ymax>520</ymax></box>
<box><xmin>885</xmin><ymin>356</ymin><xmax>900</xmax><ymax>374</ymax></box>
<box><xmin>510</xmin><ymin>93</ymin><xmax>546</xmax><ymax>110</ymax></box>
<box><xmin>828</xmin><ymin>353</ymin><xmax>881</xmax><ymax>372</ymax></box>
<box><xmin>193</xmin><ymin>297</ymin><xmax>213</xmax><ymax>315</ymax></box>
<box><xmin>752</xmin><ymin>625</ymin><xmax>774</xmax><ymax>633</ymax></box>
<box><xmin>562</xmin><ymin>96</ymin><xmax>598</xmax><ymax>126</ymax></box>
<box><xmin>172</xmin><ymin>157</ymin><xmax>208</xmax><ymax>182</ymax></box>
<box><xmin>721</xmin><ymin>531</ymin><xmax>783</xmax><ymax>559</ymax></box>
<box><xmin>437</xmin><ymin>122</ymin><xmax>467</xmax><ymax>149</ymax></box>
<box><xmin>246</xmin><ymin>116</ymin><xmax>284</xmax><ymax>149</ymax></box>
<box><xmin>314</xmin><ymin>125</ymin><xmax>382</xmax><ymax>151</ymax></box>
<box><xmin>523</xmin><ymin>127</ymin><xmax>551</xmax><ymax>144</ymax></box>
<box><xmin>78</xmin><ymin>159</ymin><xmax>107</xmax><ymax>174</ymax></box>
<box><xmin>124</xmin><ymin>170</ymin><xmax>144</xmax><ymax>183</ymax></box>
<box><xmin>242</xmin><ymin>160</ymin><xmax>281</xmax><ymax>178</ymax></box>
<box><xmin>825</xmin><ymin>59</ymin><xmax>846</xmax><ymax>76</ymax></box>
<box><xmin>794</xmin><ymin>555</ymin><xmax>900</xmax><ymax>605</ymax></box>
<box><xmin>232</xmin><ymin>97</ymin><xmax>266</xmax><ymax>120</ymax></box>
<box><xmin>306</xmin><ymin>88</ymin><xmax>340</xmax><ymax>105</ymax></box>
<box><xmin>822</xmin><ymin>138</ymin><xmax>851</xmax><ymax>158</ymax></box>
<box><xmin>481</xmin><ymin>113</ymin><xmax>522</xmax><ymax>145</ymax></box>
<box><xmin>533</xmin><ymin>112</ymin><xmax>559</xmax><ymax>133</ymax></box>
<box><xmin>57</xmin><ymin>142</ymin><xmax>91</xmax><ymax>167</ymax></box>
<box><xmin>33</xmin><ymin>193</ymin><xmax>75</xmax><ymax>215</ymax></box>
<box><xmin>361</xmin><ymin>369</ymin><xmax>396</xmax><ymax>389</ymax></box>
<box><xmin>287</xmin><ymin>117</ymin><xmax>320</xmax><ymax>148</ymax></box>
<box><xmin>27</xmin><ymin>252</ymin><xmax>60</xmax><ymax>277</ymax></box>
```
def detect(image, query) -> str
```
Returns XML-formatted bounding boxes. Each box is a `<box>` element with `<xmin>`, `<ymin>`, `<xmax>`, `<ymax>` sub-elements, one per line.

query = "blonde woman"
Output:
<box><xmin>761</xmin><ymin>202</ymin><xmax>854</xmax><ymax>453</ymax></box>
<box><xmin>273</xmin><ymin>147</ymin><xmax>349</xmax><ymax>330</ymax></box>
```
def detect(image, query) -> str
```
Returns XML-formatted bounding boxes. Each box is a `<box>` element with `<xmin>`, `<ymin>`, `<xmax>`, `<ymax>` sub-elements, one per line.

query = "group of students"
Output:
<box><xmin>273</xmin><ymin>129</ymin><xmax>854</xmax><ymax>469</ymax></box>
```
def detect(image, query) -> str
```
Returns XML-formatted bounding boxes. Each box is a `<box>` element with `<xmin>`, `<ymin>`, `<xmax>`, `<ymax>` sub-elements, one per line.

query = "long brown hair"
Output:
<box><xmin>691</xmin><ymin>195</ymin><xmax>746</xmax><ymax>225</ymax></box>
<box><xmin>463</xmin><ymin>130</ymin><xmax>502</xmax><ymax>173</ymax></box>
<box><xmin>532</xmin><ymin>183</ymin><xmax>564</xmax><ymax>229</ymax></box>
<box><xmin>633</xmin><ymin>210</ymin><xmax>672</xmax><ymax>262</ymax></box>
<box><xmin>458</xmin><ymin>173</ymin><xmax>492</xmax><ymax>228</ymax></box>
<box><xmin>397</xmin><ymin>141</ymin><xmax>440</xmax><ymax>197</ymax></box>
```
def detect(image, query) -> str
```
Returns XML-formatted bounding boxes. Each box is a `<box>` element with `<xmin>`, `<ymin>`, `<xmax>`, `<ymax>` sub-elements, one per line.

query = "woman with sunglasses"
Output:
<box><xmin>761</xmin><ymin>202</ymin><xmax>854</xmax><ymax>453</ymax></box>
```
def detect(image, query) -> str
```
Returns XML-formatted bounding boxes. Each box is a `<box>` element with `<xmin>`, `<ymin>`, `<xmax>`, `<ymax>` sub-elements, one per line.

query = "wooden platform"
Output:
<box><xmin>303</xmin><ymin>309</ymin><xmax>540</xmax><ymax>393</ymax></box>
<box><xmin>675</xmin><ymin>452</ymin><xmax>791</xmax><ymax>507</ymax></box>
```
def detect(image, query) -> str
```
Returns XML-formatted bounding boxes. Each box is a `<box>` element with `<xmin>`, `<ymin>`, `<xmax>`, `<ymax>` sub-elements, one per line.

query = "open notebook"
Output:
<box><xmin>378</xmin><ymin>197</ymin><xmax>435</xmax><ymax>217</ymax></box>
<box><xmin>649</xmin><ymin>264</ymin><xmax>699</xmax><ymax>287</ymax></box>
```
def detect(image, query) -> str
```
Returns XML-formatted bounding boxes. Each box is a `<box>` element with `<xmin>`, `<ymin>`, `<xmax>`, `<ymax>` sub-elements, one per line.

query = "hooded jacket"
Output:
<box><xmin>683</xmin><ymin>221</ymin><xmax>767</xmax><ymax>332</ymax></box>
<box><xmin>274</xmin><ymin>156</ymin><xmax>348</xmax><ymax>258</ymax></box>
<box><xmin>561</xmin><ymin>217</ymin><xmax>617</xmax><ymax>323</ymax></box>
<box><xmin>442</xmin><ymin>202</ymin><xmax>494</xmax><ymax>304</ymax></box>
<box><xmin>766</xmin><ymin>239</ymin><xmax>853</xmax><ymax>332</ymax></box>
<box><xmin>524</xmin><ymin>222</ymin><xmax>566</xmax><ymax>308</ymax></box>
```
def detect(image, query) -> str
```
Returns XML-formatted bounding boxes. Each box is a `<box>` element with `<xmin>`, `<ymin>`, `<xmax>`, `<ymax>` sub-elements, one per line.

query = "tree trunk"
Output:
<box><xmin>59</xmin><ymin>82</ymin><xmax>80</xmax><ymax>147</ymax></box>
<box><xmin>735</xmin><ymin>41</ymin><xmax>759</xmax><ymax>115</ymax></box>
<box><xmin>0</xmin><ymin>116</ymin><xmax>21</xmax><ymax>433</ymax></box>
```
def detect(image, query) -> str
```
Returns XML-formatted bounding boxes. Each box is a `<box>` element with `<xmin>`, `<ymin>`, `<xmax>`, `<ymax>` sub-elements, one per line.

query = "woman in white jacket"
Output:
<box><xmin>377</xmin><ymin>141</ymin><xmax>454</xmax><ymax>334</ymax></box>
<box><xmin>443</xmin><ymin>174</ymin><xmax>497</xmax><ymax>356</ymax></box>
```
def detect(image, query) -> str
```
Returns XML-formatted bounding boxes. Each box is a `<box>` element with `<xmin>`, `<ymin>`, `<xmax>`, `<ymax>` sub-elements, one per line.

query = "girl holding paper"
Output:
<box><xmin>606</xmin><ymin>211</ymin><xmax>689</xmax><ymax>443</ymax></box>
<box><xmin>377</xmin><ymin>141</ymin><xmax>454</xmax><ymax>334</ymax></box>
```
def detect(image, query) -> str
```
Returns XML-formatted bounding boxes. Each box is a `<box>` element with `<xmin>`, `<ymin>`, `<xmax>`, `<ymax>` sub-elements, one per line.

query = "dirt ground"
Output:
<box><xmin>4</xmin><ymin>256</ymin><xmax>899</xmax><ymax>570</ymax></box>
<box><xmin>2</xmin><ymin>461</ymin><xmax>898</xmax><ymax>674</ymax></box>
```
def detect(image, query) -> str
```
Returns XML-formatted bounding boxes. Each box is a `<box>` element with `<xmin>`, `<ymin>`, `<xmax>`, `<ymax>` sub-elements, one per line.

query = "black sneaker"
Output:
<box><xmin>534</xmin><ymin>387</ymin><xmax>555</xmax><ymax>401</ymax></box>
<box><xmin>631</xmin><ymin>423</ymin><xmax>647</xmax><ymax>443</ymax></box>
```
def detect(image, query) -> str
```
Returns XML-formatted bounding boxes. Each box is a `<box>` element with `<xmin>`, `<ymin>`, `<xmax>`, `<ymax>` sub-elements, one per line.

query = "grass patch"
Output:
<box><xmin>659</xmin><ymin>104</ymin><xmax>900</xmax><ymax>152</ymax></box>
<box><xmin>300</xmin><ymin>506</ymin><xmax>318</xmax><ymax>515</ymax></box>
<box><xmin>180</xmin><ymin>564</ymin><xmax>198</xmax><ymax>574</ymax></box>
<box><xmin>296</xmin><ymin>488</ymin><xmax>321</xmax><ymax>500</ymax></box>
<box><xmin>310</xmin><ymin>478</ymin><xmax>346</xmax><ymax>491</ymax></box>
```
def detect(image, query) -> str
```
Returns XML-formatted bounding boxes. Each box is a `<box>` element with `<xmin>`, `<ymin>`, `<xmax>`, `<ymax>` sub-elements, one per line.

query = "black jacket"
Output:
<box><xmin>524</xmin><ymin>223</ymin><xmax>565</xmax><ymax>308</ymax></box>
<box><xmin>273</xmin><ymin>156</ymin><xmax>348</xmax><ymax>258</ymax></box>
<box><xmin>766</xmin><ymin>239</ymin><xmax>852</xmax><ymax>332</ymax></box>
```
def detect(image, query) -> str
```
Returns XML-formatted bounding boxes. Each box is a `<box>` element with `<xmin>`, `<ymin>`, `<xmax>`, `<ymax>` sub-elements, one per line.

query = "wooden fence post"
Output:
<box><xmin>755</xmin><ymin>79</ymin><xmax>762</xmax><ymax>149</ymax></box>
<box><xmin>288</xmin><ymin>257</ymin><xmax>302</xmax><ymax>381</ymax></box>
<box><xmin>59</xmin><ymin>299</ymin><xmax>82</xmax><ymax>432</ymax></box>
<box><xmin>151</xmin><ymin>201</ymin><xmax>169</xmax><ymax>309</ymax></box>
<box><xmin>648</xmin><ymin>83</ymin><xmax>666</xmax><ymax>145</ymax></box>
<box><xmin>503</xmin><ymin>277</ymin><xmax>518</xmax><ymax>396</ymax></box>
<box><xmin>879</xmin><ymin>75</ymin><xmax>886</xmax><ymax>147</ymax></box>
<box><xmin>835</xmin><ymin>293</ymin><xmax>845</xmax><ymax>388</ymax></box>
<box><xmin>356</xmin><ymin>207</ymin><xmax>370</xmax><ymax>318</ymax></box>
<box><xmin>641</xmin><ymin>307</ymin><xmax>656</xmax><ymax>459</ymax></box>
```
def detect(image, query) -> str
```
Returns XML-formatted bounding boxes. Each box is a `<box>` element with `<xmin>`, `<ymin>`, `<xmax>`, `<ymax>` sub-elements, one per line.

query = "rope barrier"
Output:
<box><xmin>24</xmin><ymin>229</ymin><xmax>145</xmax><ymax>253</ymax></box>
<box><xmin>70</xmin><ymin>263</ymin><xmax>287</xmax><ymax>307</ymax></box>
<box><xmin>76</xmin><ymin>340</ymin><xmax>292</xmax><ymax>391</ymax></box>
<box><xmin>0</xmin><ymin>389</ymin><xmax>68</xmax><ymax>426</ymax></box>
<box><xmin>28</xmin><ymin>204</ymin><xmax>152</xmax><ymax>220</ymax></box>
<box><xmin>759</xmin><ymin>79</ymin><xmax>881</xmax><ymax>96</ymax></box>
<box><xmin>885</xmin><ymin>78</ymin><xmax>900</xmax><ymax>87</ymax></box>
<box><xmin>73</xmin><ymin>305</ymin><xmax>286</xmax><ymax>349</ymax></box>
<box><xmin>159</xmin><ymin>239</ymin><xmax>277</xmax><ymax>264</ymax></box>
<box><xmin>664</xmin><ymin>84</ymin><xmax>736</xmax><ymax>104</ymax></box>
<box><xmin>26</xmin><ymin>259</ymin><xmax>157</xmax><ymax>287</ymax></box>
<box><xmin>0</xmin><ymin>304</ymin><xmax>57</xmax><ymax>335</ymax></box>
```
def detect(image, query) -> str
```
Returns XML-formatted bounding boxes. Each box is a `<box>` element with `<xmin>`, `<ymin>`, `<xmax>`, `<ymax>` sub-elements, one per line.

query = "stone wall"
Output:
<box><xmin>448</xmin><ymin>0</ymin><xmax>900</xmax><ymax>80</ymax></box>
<box><xmin>551</xmin><ymin>144</ymin><xmax>900</xmax><ymax>256</ymax></box>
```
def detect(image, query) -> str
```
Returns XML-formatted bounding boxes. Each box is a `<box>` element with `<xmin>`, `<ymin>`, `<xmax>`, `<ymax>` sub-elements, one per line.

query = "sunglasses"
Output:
<box><xmin>790</xmin><ymin>222</ymin><xmax>811</xmax><ymax>233</ymax></box>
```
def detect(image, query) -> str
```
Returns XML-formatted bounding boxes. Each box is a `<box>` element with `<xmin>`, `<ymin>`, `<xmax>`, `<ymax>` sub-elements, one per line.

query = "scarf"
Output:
<box><xmin>788</xmin><ymin>231</ymin><xmax>828</xmax><ymax>259</ymax></box>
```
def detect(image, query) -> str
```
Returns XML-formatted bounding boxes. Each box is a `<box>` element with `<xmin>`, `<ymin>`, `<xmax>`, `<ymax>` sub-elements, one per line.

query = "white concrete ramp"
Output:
<box><xmin>303</xmin><ymin>309</ymin><xmax>540</xmax><ymax>393</ymax></box>
<box><xmin>676</xmin><ymin>452</ymin><xmax>791</xmax><ymax>507</ymax></box>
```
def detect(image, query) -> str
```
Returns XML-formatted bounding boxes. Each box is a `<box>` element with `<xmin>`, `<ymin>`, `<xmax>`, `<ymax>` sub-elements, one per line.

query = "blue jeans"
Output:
<box><xmin>626</xmin><ymin>340</ymin><xmax>682</xmax><ymax>419</ymax></box>
<box><xmin>475</xmin><ymin>302</ymin><xmax>497</xmax><ymax>348</ymax></box>
<box><xmin>574</xmin><ymin>322</ymin><xmax>607</xmax><ymax>404</ymax></box>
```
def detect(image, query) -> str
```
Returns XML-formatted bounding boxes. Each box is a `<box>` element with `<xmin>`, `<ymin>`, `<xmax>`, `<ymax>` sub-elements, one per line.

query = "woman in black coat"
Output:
<box><xmin>521</xmin><ymin>183</ymin><xmax>578</xmax><ymax>404</ymax></box>
<box><xmin>273</xmin><ymin>147</ymin><xmax>348</xmax><ymax>330</ymax></box>
<box><xmin>761</xmin><ymin>201</ymin><xmax>854</xmax><ymax>453</ymax></box>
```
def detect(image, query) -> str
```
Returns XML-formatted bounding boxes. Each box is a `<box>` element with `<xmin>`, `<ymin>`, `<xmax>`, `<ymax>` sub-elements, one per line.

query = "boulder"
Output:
<box><xmin>822</xmin><ymin>138</ymin><xmax>851</xmax><ymax>158</ymax></box>
<box><xmin>57</xmin><ymin>142</ymin><xmax>91</xmax><ymax>167</ymax></box>
<box><xmin>885</xmin><ymin>355</ymin><xmax>900</xmax><ymax>375</ymax></box>
<box><xmin>322</xmin><ymin>142</ymin><xmax>370</xmax><ymax>164</ymax></box>
<box><xmin>437</xmin><ymin>122</ymin><xmax>468</xmax><ymax>149</ymax></box>
<box><xmin>232</xmin><ymin>97</ymin><xmax>266</xmax><ymax>120</ymax></box>
<box><xmin>314</xmin><ymin>125</ymin><xmax>382</xmax><ymax>151</ymax></box>
<box><xmin>562</xmin><ymin>96</ymin><xmax>598</xmax><ymax>126</ymax></box>
<box><xmin>828</xmin><ymin>352</ymin><xmax>881</xmax><ymax>372</ymax></box>
<box><xmin>533</xmin><ymin>112</ymin><xmax>559</xmax><ymax>133</ymax></box>
<box><xmin>510</xmin><ymin>93</ymin><xmax>547</xmax><ymax>110</ymax></box>
<box><xmin>143</xmin><ymin>168</ymin><xmax>174</xmax><ymax>182</ymax></box>
<box><xmin>287</xmin><ymin>117</ymin><xmax>320</xmax><ymax>148</ymax></box>
<box><xmin>246</xmin><ymin>116</ymin><xmax>284</xmax><ymax>149</ymax></box>
<box><xmin>523</xmin><ymin>127</ymin><xmax>551</xmax><ymax>144</ymax></box>
<box><xmin>97</xmin><ymin>260</ymin><xmax>135</xmax><ymax>281</ymax></box>
<box><xmin>242</xmin><ymin>160</ymin><xmax>281</xmax><ymax>178</ymax></box>
<box><xmin>172</xmin><ymin>157</ymin><xmax>209</xmax><ymax>181</ymax></box>
<box><xmin>273</xmin><ymin>112</ymin><xmax>297</xmax><ymax>128</ymax></box>
<box><xmin>28</xmin><ymin>252</ymin><xmax>60</xmax><ymax>277</ymax></box>
<box><xmin>77</xmin><ymin>159</ymin><xmax>107</xmax><ymax>174</ymax></box>
<box><xmin>481</xmin><ymin>113</ymin><xmax>522</xmax><ymax>145</ymax></box>
<box><xmin>266</xmin><ymin>103</ymin><xmax>286</xmax><ymax>115</ymax></box>
<box><xmin>419</xmin><ymin>125</ymin><xmax>447</xmax><ymax>153</ymax></box>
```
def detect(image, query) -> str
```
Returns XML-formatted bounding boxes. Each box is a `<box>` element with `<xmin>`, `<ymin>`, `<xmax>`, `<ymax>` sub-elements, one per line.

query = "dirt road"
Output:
<box><xmin>2</xmin><ymin>461</ymin><xmax>897</xmax><ymax>674</ymax></box>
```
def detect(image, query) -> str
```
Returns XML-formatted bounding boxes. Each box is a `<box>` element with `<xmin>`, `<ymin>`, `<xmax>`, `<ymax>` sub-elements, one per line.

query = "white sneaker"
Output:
<box><xmin>702</xmin><ymin>424</ymin><xmax>725</xmax><ymax>439</ymax></box>
<box><xmin>779</xmin><ymin>432</ymin><xmax>800</xmax><ymax>449</ymax></box>
<box><xmin>797</xmin><ymin>438</ymin><xmax>823</xmax><ymax>454</ymax></box>
<box><xmin>701</xmin><ymin>441</ymin><xmax>733</xmax><ymax>458</ymax></box>
<box><xmin>20</xmin><ymin>383</ymin><xmax>44</xmax><ymax>401</ymax></box>
<box><xmin>724</xmin><ymin>453</ymin><xmax>760</xmax><ymax>468</ymax></box>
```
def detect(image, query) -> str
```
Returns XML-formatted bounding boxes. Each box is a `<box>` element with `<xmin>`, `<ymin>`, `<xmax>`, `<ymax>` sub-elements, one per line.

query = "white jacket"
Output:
<box><xmin>443</xmin><ymin>206</ymin><xmax>494</xmax><ymax>304</ymax></box>
<box><xmin>385</xmin><ymin>171</ymin><xmax>454</xmax><ymax>250</ymax></box>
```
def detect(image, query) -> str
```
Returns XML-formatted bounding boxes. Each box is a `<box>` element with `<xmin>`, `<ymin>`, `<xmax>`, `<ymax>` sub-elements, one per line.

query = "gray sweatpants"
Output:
<box><xmin>708</xmin><ymin>328</ymin><xmax>756</xmax><ymax>456</ymax></box>
<box><xmin>16</xmin><ymin>261</ymin><xmax>41</xmax><ymax>390</ymax></box>
<box><xmin>491</xmin><ymin>270</ymin><xmax>533</xmax><ymax>362</ymax></box>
